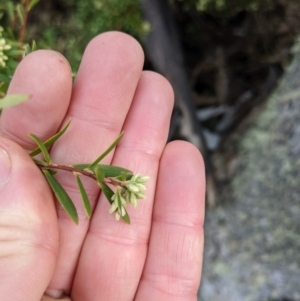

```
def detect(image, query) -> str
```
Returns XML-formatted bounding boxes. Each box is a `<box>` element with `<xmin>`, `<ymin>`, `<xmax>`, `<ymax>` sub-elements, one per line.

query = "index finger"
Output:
<box><xmin>0</xmin><ymin>50</ymin><xmax>72</xmax><ymax>149</ymax></box>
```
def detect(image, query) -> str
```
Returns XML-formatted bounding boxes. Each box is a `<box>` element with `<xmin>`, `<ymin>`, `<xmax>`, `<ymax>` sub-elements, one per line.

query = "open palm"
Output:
<box><xmin>0</xmin><ymin>32</ymin><xmax>205</xmax><ymax>301</ymax></box>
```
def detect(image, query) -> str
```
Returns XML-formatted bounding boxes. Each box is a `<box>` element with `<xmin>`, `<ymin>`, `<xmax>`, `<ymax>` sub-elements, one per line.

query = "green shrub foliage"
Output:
<box><xmin>28</xmin><ymin>0</ymin><xmax>149</xmax><ymax>71</ymax></box>
<box><xmin>0</xmin><ymin>0</ymin><xmax>35</xmax><ymax>97</ymax></box>
<box><xmin>170</xmin><ymin>0</ymin><xmax>272</xmax><ymax>14</ymax></box>
<box><xmin>0</xmin><ymin>0</ymin><xmax>149</xmax><ymax>78</ymax></box>
<box><xmin>0</xmin><ymin>0</ymin><xmax>274</xmax><ymax>94</ymax></box>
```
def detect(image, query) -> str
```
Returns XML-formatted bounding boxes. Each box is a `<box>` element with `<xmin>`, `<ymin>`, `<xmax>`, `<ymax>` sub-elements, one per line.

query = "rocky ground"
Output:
<box><xmin>198</xmin><ymin>40</ymin><xmax>300</xmax><ymax>301</ymax></box>
<box><xmin>169</xmin><ymin>4</ymin><xmax>300</xmax><ymax>299</ymax></box>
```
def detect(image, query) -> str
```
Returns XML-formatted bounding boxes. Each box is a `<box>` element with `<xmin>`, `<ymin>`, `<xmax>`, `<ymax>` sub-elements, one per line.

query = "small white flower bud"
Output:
<box><xmin>0</xmin><ymin>58</ymin><xmax>5</xmax><ymax>67</ymax></box>
<box><xmin>130</xmin><ymin>193</ymin><xmax>138</xmax><ymax>207</ymax></box>
<box><xmin>115</xmin><ymin>212</ymin><xmax>121</xmax><ymax>221</ymax></box>
<box><xmin>136</xmin><ymin>192</ymin><xmax>146</xmax><ymax>199</ymax></box>
<box><xmin>138</xmin><ymin>176</ymin><xmax>150</xmax><ymax>183</ymax></box>
<box><xmin>120</xmin><ymin>206</ymin><xmax>126</xmax><ymax>217</ymax></box>
<box><xmin>120</xmin><ymin>196</ymin><xmax>127</xmax><ymax>206</ymax></box>
<box><xmin>109</xmin><ymin>202</ymin><xmax>118</xmax><ymax>214</ymax></box>
<box><xmin>127</xmin><ymin>183</ymin><xmax>139</xmax><ymax>193</ymax></box>
<box><xmin>131</xmin><ymin>173</ymin><xmax>140</xmax><ymax>182</ymax></box>
<box><xmin>136</xmin><ymin>183</ymin><xmax>146</xmax><ymax>192</ymax></box>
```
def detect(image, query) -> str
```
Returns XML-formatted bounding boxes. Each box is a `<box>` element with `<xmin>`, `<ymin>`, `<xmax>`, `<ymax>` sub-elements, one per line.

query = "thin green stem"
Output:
<box><xmin>37</xmin><ymin>162</ymin><xmax>96</xmax><ymax>180</ymax></box>
<box><xmin>35</xmin><ymin>161</ymin><xmax>126</xmax><ymax>187</ymax></box>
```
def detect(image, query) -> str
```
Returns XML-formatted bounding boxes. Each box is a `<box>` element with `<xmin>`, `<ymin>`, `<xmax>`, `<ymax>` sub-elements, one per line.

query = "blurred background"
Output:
<box><xmin>1</xmin><ymin>0</ymin><xmax>300</xmax><ymax>300</ymax></box>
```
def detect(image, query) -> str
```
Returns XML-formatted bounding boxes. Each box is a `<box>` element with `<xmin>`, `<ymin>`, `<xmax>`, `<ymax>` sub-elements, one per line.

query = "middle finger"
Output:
<box><xmin>46</xmin><ymin>32</ymin><xmax>144</xmax><ymax>296</ymax></box>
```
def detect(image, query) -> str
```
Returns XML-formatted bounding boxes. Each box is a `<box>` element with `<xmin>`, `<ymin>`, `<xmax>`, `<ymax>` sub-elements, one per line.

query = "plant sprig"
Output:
<box><xmin>28</xmin><ymin>119</ymin><xmax>149</xmax><ymax>224</ymax></box>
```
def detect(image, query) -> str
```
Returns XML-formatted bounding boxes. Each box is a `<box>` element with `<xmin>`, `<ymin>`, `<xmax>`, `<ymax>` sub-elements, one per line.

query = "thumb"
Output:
<box><xmin>0</xmin><ymin>137</ymin><xmax>59</xmax><ymax>301</ymax></box>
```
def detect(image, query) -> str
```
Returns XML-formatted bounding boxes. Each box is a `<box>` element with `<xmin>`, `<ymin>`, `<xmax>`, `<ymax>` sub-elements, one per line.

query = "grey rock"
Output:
<box><xmin>198</xmin><ymin>48</ymin><xmax>300</xmax><ymax>301</ymax></box>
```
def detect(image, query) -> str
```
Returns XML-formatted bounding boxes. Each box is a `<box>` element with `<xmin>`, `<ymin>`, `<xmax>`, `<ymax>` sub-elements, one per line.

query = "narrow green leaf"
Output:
<box><xmin>72</xmin><ymin>163</ymin><xmax>132</xmax><ymax>178</ymax></box>
<box><xmin>33</xmin><ymin>158</ymin><xmax>48</xmax><ymax>167</ymax></box>
<box><xmin>29</xmin><ymin>133</ymin><xmax>51</xmax><ymax>164</ymax></box>
<box><xmin>0</xmin><ymin>94</ymin><xmax>28</xmax><ymax>109</ymax></box>
<box><xmin>121</xmin><ymin>208</ymin><xmax>131</xmax><ymax>225</ymax></box>
<box><xmin>71</xmin><ymin>164</ymin><xmax>91</xmax><ymax>170</ymax></box>
<box><xmin>100</xmin><ymin>165</ymin><xmax>132</xmax><ymax>178</ymax></box>
<box><xmin>88</xmin><ymin>132</ymin><xmax>124</xmax><ymax>169</ymax></box>
<box><xmin>95</xmin><ymin>166</ymin><xmax>105</xmax><ymax>183</ymax></box>
<box><xmin>23</xmin><ymin>44</ymin><xmax>31</xmax><ymax>56</ymax></box>
<box><xmin>29</xmin><ymin>119</ymin><xmax>71</xmax><ymax>157</ymax></box>
<box><xmin>47</xmin><ymin>169</ymin><xmax>57</xmax><ymax>176</ymax></box>
<box><xmin>29</xmin><ymin>0</ymin><xmax>40</xmax><ymax>10</ymax></box>
<box><xmin>31</xmin><ymin>40</ymin><xmax>37</xmax><ymax>51</ymax></box>
<box><xmin>16</xmin><ymin>4</ymin><xmax>24</xmax><ymax>24</ymax></box>
<box><xmin>43</xmin><ymin>170</ymin><xmax>78</xmax><ymax>224</ymax></box>
<box><xmin>75</xmin><ymin>174</ymin><xmax>92</xmax><ymax>218</ymax></box>
<box><xmin>6</xmin><ymin>1</ymin><xmax>15</xmax><ymax>22</ymax></box>
<box><xmin>98</xmin><ymin>181</ymin><xmax>114</xmax><ymax>205</ymax></box>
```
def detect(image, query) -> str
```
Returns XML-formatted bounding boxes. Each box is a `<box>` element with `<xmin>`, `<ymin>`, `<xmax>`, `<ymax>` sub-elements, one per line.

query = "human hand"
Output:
<box><xmin>0</xmin><ymin>32</ymin><xmax>205</xmax><ymax>301</ymax></box>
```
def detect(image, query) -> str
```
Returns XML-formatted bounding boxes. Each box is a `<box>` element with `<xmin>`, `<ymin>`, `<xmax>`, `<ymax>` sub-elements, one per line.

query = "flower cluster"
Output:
<box><xmin>0</xmin><ymin>27</ymin><xmax>12</xmax><ymax>68</ymax></box>
<box><xmin>109</xmin><ymin>174</ymin><xmax>150</xmax><ymax>220</ymax></box>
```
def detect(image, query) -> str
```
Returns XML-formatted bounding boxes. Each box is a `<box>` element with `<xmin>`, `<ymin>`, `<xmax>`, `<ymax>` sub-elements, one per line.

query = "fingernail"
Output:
<box><xmin>45</xmin><ymin>289</ymin><xmax>66</xmax><ymax>299</ymax></box>
<box><xmin>0</xmin><ymin>146</ymin><xmax>11</xmax><ymax>187</ymax></box>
